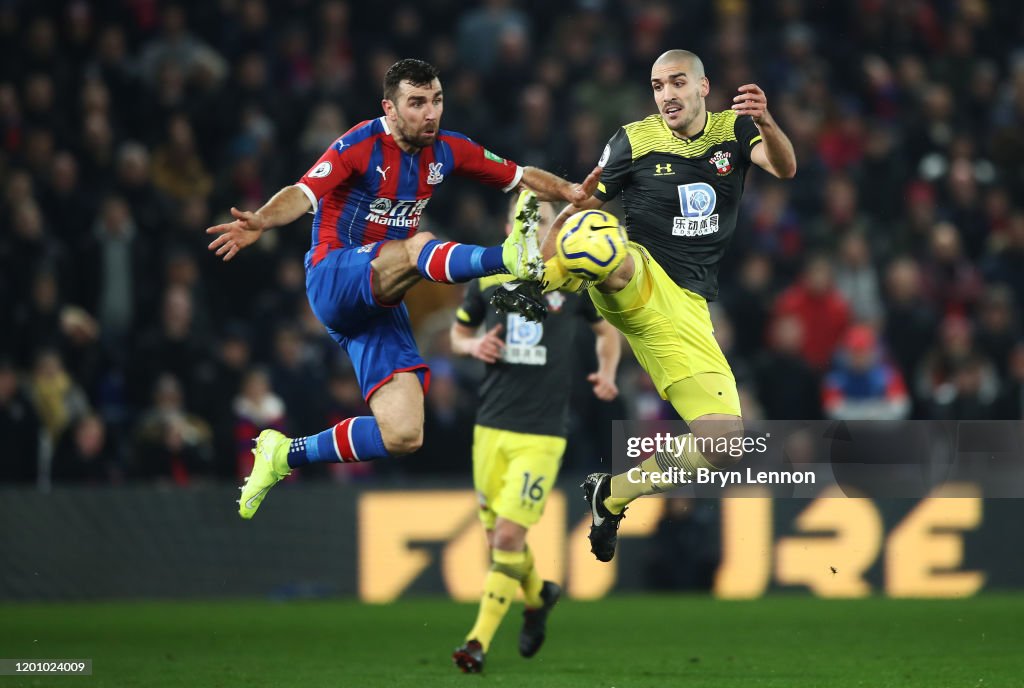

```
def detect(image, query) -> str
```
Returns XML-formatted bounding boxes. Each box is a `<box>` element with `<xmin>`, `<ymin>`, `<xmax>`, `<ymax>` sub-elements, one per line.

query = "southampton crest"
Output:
<box><xmin>709</xmin><ymin>150</ymin><xmax>733</xmax><ymax>176</ymax></box>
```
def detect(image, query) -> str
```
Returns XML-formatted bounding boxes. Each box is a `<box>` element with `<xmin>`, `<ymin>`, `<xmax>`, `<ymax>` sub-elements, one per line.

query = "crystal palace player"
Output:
<box><xmin>206</xmin><ymin>59</ymin><xmax>598</xmax><ymax>519</ymax></box>
<box><xmin>540</xmin><ymin>50</ymin><xmax>797</xmax><ymax>561</ymax></box>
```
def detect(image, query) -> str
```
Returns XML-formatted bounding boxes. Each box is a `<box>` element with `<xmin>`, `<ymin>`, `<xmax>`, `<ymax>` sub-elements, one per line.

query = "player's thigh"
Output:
<box><xmin>472</xmin><ymin>425</ymin><xmax>510</xmax><ymax>531</ymax></box>
<box><xmin>491</xmin><ymin>430</ymin><xmax>566</xmax><ymax>529</ymax></box>
<box><xmin>665</xmin><ymin>375</ymin><xmax>743</xmax><ymax>426</ymax></box>
<box><xmin>342</xmin><ymin>302</ymin><xmax>429</xmax><ymax>403</ymax></box>
<box><xmin>307</xmin><ymin>244</ymin><xmax>386</xmax><ymax>329</ymax></box>
<box><xmin>370</xmin><ymin>233</ymin><xmax>434</xmax><ymax>304</ymax></box>
<box><xmin>590</xmin><ymin>244</ymin><xmax>734</xmax><ymax>403</ymax></box>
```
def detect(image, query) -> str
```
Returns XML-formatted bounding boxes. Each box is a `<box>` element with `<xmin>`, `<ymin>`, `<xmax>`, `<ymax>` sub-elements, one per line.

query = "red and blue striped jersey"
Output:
<box><xmin>296</xmin><ymin>117</ymin><xmax>523</xmax><ymax>266</ymax></box>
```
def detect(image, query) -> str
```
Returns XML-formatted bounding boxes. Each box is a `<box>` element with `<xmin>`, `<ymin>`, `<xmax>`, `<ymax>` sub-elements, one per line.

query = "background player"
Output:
<box><xmin>449</xmin><ymin>201</ymin><xmax>620</xmax><ymax>673</ymax></box>
<box><xmin>206</xmin><ymin>59</ymin><xmax>599</xmax><ymax>518</ymax></box>
<box><xmin>543</xmin><ymin>49</ymin><xmax>797</xmax><ymax>561</ymax></box>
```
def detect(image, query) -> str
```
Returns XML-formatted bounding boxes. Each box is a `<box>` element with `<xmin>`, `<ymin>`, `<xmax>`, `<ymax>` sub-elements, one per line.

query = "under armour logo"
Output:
<box><xmin>376</xmin><ymin>165</ymin><xmax>390</xmax><ymax>181</ymax></box>
<box><xmin>654</xmin><ymin>163</ymin><xmax>673</xmax><ymax>176</ymax></box>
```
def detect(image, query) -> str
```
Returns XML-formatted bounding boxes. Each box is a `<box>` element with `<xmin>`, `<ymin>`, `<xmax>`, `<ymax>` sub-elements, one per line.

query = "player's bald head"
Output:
<box><xmin>652</xmin><ymin>50</ymin><xmax>705</xmax><ymax>78</ymax></box>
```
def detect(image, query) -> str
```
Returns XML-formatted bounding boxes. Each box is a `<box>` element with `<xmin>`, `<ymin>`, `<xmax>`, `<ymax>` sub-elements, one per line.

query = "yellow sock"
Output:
<box><xmin>604</xmin><ymin>434</ymin><xmax>717</xmax><ymax>514</ymax></box>
<box><xmin>521</xmin><ymin>546</ymin><xmax>543</xmax><ymax>608</ymax></box>
<box><xmin>466</xmin><ymin>549</ymin><xmax>525</xmax><ymax>651</ymax></box>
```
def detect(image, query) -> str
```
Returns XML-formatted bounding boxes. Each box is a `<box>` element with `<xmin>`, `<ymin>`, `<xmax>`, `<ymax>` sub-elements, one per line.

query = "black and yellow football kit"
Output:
<box><xmin>591</xmin><ymin>110</ymin><xmax>761</xmax><ymax>420</ymax></box>
<box><xmin>457</xmin><ymin>275</ymin><xmax>602</xmax><ymax>656</ymax></box>
<box><xmin>457</xmin><ymin>274</ymin><xmax>602</xmax><ymax>529</ymax></box>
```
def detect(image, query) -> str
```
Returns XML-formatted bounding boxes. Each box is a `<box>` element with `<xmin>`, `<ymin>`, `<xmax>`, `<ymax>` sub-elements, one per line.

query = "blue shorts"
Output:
<box><xmin>306</xmin><ymin>243</ymin><xmax>430</xmax><ymax>401</ymax></box>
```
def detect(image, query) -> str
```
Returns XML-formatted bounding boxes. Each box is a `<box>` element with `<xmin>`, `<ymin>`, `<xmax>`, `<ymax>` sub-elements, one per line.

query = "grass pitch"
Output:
<box><xmin>1</xmin><ymin>595</ymin><xmax>1021</xmax><ymax>687</ymax></box>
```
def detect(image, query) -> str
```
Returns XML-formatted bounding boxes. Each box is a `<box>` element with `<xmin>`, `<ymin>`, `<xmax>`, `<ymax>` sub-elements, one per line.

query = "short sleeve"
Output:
<box><xmin>593</xmin><ymin>128</ymin><xmax>632</xmax><ymax>202</ymax></box>
<box><xmin>296</xmin><ymin>136</ymin><xmax>358</xmax><ymax>209</ymax></box>
<box><xmin>734</xmin><ymin>115</ymin><xmax>763</xmax><ymax>164</ymax></box>
<box><xmin>448</xmin><ymin>135</ymin><xmax>523</xmax><ymax>192</ymax></box>
<box><xmin>455</xmin><ymin>280</ymin><xmax>487</xmax><ymax>328</ymax></box>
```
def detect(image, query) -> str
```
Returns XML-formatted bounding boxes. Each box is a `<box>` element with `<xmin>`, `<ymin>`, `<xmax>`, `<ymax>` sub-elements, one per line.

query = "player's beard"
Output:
<box><xmin>396</xmin><ymin>119</ymin><xmax>437</xmax><ymax>150</ymax></box>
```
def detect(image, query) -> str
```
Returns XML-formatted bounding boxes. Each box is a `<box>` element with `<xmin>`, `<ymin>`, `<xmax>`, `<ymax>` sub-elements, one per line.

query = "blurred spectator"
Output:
<box><xmin>52</xmin><ymin>412</ymin><xmax>117</xmax><ymax>483</ymax></box>
<box><xmin>722</xmin><ymin>252</ymin><xmax>774</xmax><ymax>359</ymax></box>
<box><xmin>573</xmin><ymin>53</ymin><xmax>645</xmax><ymax>139</ymax></box>
<box><xmin>833</xmin><ymin>232</ymin><xmax>883</xmax><ymax>324</ymax></box>
<box><xmin>807</xmin><ymin>174</ymin><xmax>871</xmax><ymax>252</ymax></box>
<box><xmin>929</xmin><ymin>355</ymin><xmax>998</xmax><ymax>421</ymax></box>
<box><xmin>194</xmin><ymin>325</ymin><xmax>252</xmax><ymax>477</ymax></box>
<box><xmin>414</xmin><ymin>358</ymin><xmax>474</xmax><ymax>475</ymax></box>
<box><xmin>882</xmin><ymin>257</ymin><xmax>939</xmax><ymax>393</ymax></box>
<box><xmin>133</xmin><ymin>373</ymin><xmax>214</xmax><ymax>484</ymax></box>
<box><xmin>0</xmin><ymin>359</ymin><xmax>41</xmax><ymax>484</ymax></box>
<box><xmin>232</xmin><ymin>368</ymin><xmax>286</xmax><ymax>480</ymax></box>
<box><xmin>80</xmin><ymin>196</ymin><xmax>144</xmax><ymax>350</ymax></box>
<box><xmin>742</xmin><ymin>184</ymin><xmax>802</xmax><ymax>277</ymax></box>
<box><xmin>138</xmin><ymin>5</ymin><xmax>226</xmax><ymax>88</ymax></box>
<box><xmin>27</xmin><ymin>349</ymin><xmax>90</xmax><ymax>446</ymax></box>
<box><xmin>130</xmin><ymin>285</ymin><xmax>207</xmax><ymax>408</ymax></box>
<box><xmin>754</xmin><ymin>314</ymin><xmax>823</xmax><ymax>421</ymax></box>
<box><xmin>42</xmin><ymin>151</ymin><xmax>93</xmax><ymax>246</ymax></box>
<box><xmin>823</xmin><ymin>325</ymin><xmax>910</xmax><ymax>421</ymax></box>
<box><xmin>772</xmin><ymin>255</ymin><xmax>850</xmax><ymax>371</ymax></box>
<box><xmin>269</xmin><ymin>324</ymin><xmax>325</xmax><ymax>436</ymax></box>
<box><xmin>995</xmin><ymin>343</ymin><xmax>1024</xmax><ymax>420</ymax></box>
<box><xmin>456</xmin><ymin>0</ymin><xmax>529</xmax><ymax>74</ymax></box>
<box><xmin>984</xmin><ymin>212</ymin><xmax>1024</xmax><ymax>310</ymax></box>
<box><xmin>916</xmin><ymin>314</ymin><xmax>999</xmax><ymax>411</ymax></box>
<box><xmin>114</xmin><ymin>142</ymin><xmax>174</xmax><ymax>238</ymax></box>
<box><xmin>150</xmin><ymin>114</ymin><xmax>213</xmax><ymax>202</ymax></box>
<box><xmin>920</xmin><ymin>222</ymin><xmax>983</xmax><ymax>314</ymax></box>
<box><xmin>975</xmin><ymin>286</ymin><xmax>1020</xmax><ymax>377</ymax></box>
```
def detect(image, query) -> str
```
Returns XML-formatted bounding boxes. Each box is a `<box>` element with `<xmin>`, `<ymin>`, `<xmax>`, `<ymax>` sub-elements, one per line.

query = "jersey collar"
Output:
<box><xmin>662</xmin><ymin>111</ymin><xmax>709</xmax><ymax>144</ymax></box>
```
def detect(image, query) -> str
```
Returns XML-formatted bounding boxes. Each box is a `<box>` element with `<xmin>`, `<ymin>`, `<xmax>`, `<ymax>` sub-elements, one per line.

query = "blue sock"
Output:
<box><xmin>417</xmin><ymin>240</ymin><xmax>506</xmax><ymax>283</ymax></box>
<box><xmin>287</xmin><ymin>417</ymin><xmax>389</xmax><ymax>467</ymax></box>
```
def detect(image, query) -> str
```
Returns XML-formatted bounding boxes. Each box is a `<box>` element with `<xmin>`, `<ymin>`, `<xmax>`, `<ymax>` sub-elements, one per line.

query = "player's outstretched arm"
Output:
<box><xmin>520</xmin><ymin>165</ymin><xmax>602</xmax><ymax>205</ymax></box>
<box><xmin>733</xmin><ymin>84</ymin><xmax>797</xmax><ymax>179</ymax></box>
<box><xmin>206</xmin><ymin>185</ymin><xmax>313</xmax><ymax>262</ymax></box>
<box><xmin>587</xmin><ymin>320</ymin><xmax>621</xmax><ymax>401</ymax></box>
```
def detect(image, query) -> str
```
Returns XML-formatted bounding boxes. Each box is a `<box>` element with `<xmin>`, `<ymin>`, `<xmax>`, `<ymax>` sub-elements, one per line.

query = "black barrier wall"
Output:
<box><xmin>1</xmin><ymin>483</ymin><xmax>1016</xmax><ymax>601</ymax></box>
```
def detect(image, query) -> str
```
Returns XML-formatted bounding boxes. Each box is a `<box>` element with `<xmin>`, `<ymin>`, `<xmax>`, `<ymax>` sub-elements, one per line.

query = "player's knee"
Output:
<box><xmin>380</xmin><ymin>422</ymin><xmax>423</xmax><ymax>456</ymax></box>
<box><xmin>692</xmin><ymin>415</ymin><xmax>745</xmax><ymax>468</ymax></box>
<box><xmin>492</xmin><ymin>521</ymin><xmax>527</xmax><ymax>551</ymax></box>
<box><xmin>404</xmin><ymin>231</ymin><xmax>436</xmax><ymax>261</ymax></box>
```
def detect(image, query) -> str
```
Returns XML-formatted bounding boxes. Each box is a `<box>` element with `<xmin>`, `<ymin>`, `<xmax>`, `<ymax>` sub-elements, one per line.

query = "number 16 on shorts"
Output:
<box><xmin>521</xmin><ymin>472</ymin><xmax>545</xmax><ymax>508</ymax></box>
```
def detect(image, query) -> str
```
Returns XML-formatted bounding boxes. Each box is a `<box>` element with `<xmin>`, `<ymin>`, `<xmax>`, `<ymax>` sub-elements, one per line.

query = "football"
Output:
<box><xmin>556</xmin><ymin>209</ymin><xmax>629</xmax><ymax>281</ymax></box>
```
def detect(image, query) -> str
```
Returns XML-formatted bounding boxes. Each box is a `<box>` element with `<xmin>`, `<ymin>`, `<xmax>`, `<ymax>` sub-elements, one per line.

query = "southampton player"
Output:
<box><xmin>206</xmin><ymin>59</ymin><xmax>598</xmax><ymax>518</ymax></box>
<box><xmin>545</xmin><ymin>50</ymin><xmax>797</xmax><ymax>561</ymax></box>
<box><xmin>449</xmin><ymin>201</ymin><xmax>621</xmax><ymax>672</ymax></box>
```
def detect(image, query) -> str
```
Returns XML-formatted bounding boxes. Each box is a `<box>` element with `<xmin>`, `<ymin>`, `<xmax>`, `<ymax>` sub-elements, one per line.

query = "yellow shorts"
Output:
<box><xmin>473</xmin><ymin>425</ymin><xmax>566</xmax><ymax>530</ymax></box>
<box><xmin>589</xmin><ymin>243</ymin><xmax>741</xmax><ymax>422</ymax></box>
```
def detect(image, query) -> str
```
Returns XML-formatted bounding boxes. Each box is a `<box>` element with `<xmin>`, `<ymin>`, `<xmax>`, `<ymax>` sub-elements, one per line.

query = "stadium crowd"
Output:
<box><xmin>2</xmin><ymin>0</ymin><xmax>1023</xmax><ymax>487</ymax></box>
